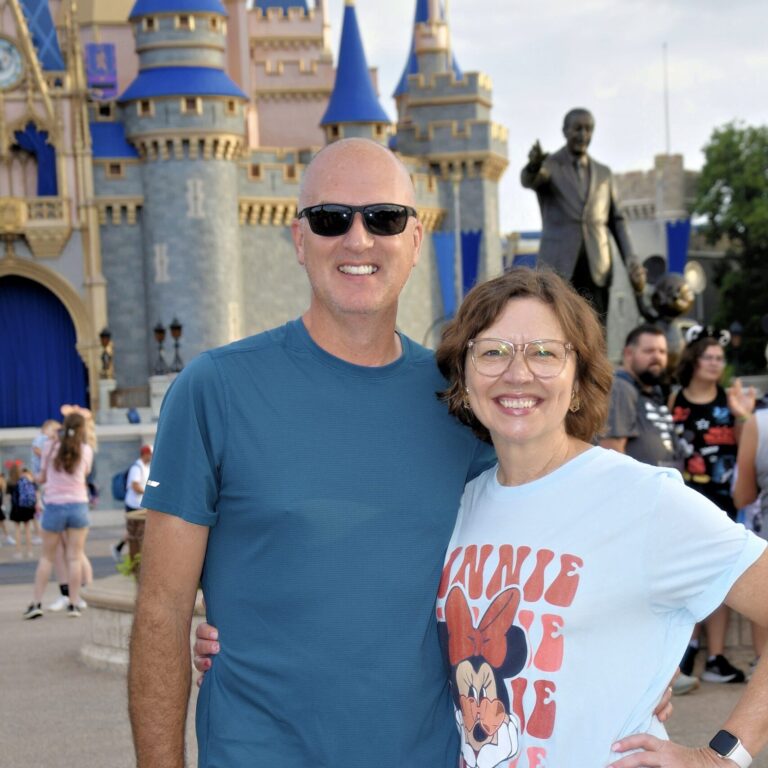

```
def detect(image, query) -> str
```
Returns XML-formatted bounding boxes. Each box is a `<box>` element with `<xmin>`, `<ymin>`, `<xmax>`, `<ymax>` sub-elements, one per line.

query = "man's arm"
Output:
<box><xmin>129</xmin><ymin>509</ymin><xmax>209</xmax><ymax>768</ymax></box>
<box><xmin>733</xmin><ymin>415</ymin><xmax>759</xmax><ymax>509</ymax></box>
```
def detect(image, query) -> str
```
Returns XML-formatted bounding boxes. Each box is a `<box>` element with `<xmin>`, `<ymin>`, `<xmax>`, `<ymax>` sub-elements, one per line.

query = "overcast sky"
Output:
<box><xmin>326</xmin><ymin>0</ymin><xmax>768</xmax><ymax>234</ymax></box>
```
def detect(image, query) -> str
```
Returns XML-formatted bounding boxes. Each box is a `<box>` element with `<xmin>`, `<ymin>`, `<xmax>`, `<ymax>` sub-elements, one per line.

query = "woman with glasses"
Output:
<box><xmin>432</xmin><ymin>268</ymin><xmax>766</xmax><ymax>767</ymax></box>
<box><xmin>670</xmin><ymin>335</ymin><xmax>757</xmax><ymax>688</ymax></box>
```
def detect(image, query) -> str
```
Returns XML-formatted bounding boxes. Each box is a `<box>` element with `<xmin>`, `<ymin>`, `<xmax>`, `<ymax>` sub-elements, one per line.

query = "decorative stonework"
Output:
<box><xmin>239</xmin><ymin>197</ymin><xmax>297</xmax><ymax>226</ymax></box>
<box><xmin>96</xmin><ymin>197</ymin><xmax>143</xmax><ymax>226</ymax></box>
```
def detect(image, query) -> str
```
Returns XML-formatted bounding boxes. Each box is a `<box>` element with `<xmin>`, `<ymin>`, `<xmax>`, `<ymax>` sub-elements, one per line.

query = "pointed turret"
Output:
<box><xmin>393</xmin><ymin>0</ymin><xmax>461</xmax><ymax>101</ymax></box>
<box><xmin>320</xmin><ymin>0</ymin><xmax>390</xmax><ymax>145</ymax></box>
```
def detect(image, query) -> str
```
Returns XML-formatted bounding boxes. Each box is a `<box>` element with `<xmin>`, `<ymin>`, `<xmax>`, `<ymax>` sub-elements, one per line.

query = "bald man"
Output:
<box><xmin>128</xmin><ymin>139</ymin><xmax>493</xmax><ymax>767</ymax></box>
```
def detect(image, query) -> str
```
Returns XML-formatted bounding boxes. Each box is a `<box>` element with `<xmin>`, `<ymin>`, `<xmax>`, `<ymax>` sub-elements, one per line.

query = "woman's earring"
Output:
<box><xmin>569</xmin><ymin>390</ymin><xmax>581</xmax><ymax>413</ymax></box>
<box><xmin>462</xmin><ymin>387</ymin><xmax>472</xmax><ymax>410</ymax></box>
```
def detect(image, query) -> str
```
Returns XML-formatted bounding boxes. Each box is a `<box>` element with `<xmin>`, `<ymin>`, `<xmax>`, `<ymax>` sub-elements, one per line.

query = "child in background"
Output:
<box><xmin>30</xmin><ymin>420</ymin><xmax>61</xmax><ymax>544</ymax></box>
<box><xmin>9</xmin><ymin>465</ymin><xmax>36</xmax><ymax>558</ymax></box>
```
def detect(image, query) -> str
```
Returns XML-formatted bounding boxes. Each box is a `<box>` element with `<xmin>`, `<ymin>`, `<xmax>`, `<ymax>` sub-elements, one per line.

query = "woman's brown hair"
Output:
<box><xmin>435</xmin><ymin>267</ymin><xmax>614</xmax><ymax>443</ymax></box>
<box><xmin>675</xmin><ymin>337</ymin><xmax>721</xmax><ymax>388</ymax></box>
<box><xmin>53</xmin><ymin>412</ymin><xmax>86</xmax><ymax>474</ymax></box>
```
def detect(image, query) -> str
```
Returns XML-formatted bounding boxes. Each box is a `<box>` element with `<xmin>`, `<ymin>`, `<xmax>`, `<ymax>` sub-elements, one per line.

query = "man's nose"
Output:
<box><xmin>343</xmin><ymin>212</ymin><xmax>374</xmax><ymax>250</ymax></box>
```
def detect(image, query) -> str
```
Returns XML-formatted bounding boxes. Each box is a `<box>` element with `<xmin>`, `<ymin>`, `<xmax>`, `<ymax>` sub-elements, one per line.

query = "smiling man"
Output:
<box><xmin>128</xmin><ymin>138</ymin><xmax>493</xmax><ymax>768</ymax></box>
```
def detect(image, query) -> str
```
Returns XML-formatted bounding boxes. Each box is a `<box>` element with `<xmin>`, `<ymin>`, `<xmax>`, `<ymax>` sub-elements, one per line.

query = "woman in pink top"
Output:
<box><xmin>23</xmin><ymin>411</ymin><xmax>93</xmax><ymax>619</ymax></box>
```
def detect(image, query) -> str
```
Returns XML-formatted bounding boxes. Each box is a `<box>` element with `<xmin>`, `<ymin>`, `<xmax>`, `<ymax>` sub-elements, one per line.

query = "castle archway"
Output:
<box><xmin>0</xmin><ymin>274</ymin><xmax>89</xmax><ymax>427</ymax></box>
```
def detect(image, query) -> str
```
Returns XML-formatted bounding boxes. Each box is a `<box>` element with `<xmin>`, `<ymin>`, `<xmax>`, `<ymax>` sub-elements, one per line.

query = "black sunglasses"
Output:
<box><xmin>297</xmin><ymin>203</ymin><xmax>418</xmax><ymax>237</ymax></box>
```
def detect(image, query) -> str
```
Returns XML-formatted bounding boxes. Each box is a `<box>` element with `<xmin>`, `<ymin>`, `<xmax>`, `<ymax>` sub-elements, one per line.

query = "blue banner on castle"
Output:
<box><xmin>14</xmin><ymin>122</ymin><xmax>57</xmax><ymax>196</ymax></box>
<box><xmin>665</xmin><ymin>218</ymin><xmax>691</xmax><ymax>275</ymax></box>
<box><xmin>461</xmin><ymin>230</ymin><xmax>482</xmax><ymax>296</ymax></box>
<box><xmin>433</xmin><ymin>231</ymin><xmax>456</xmax><ymax>318</ymax></box>
<box><xmin>85</xmin><ymin>43</ymin><xmax>117</xmax><ymax>99</ymax></box>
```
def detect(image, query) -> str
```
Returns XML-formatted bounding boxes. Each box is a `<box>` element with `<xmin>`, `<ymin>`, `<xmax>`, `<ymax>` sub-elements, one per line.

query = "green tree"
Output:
<box><xmin>694</xmin><ymin>122</ymin><xmax>768</xmax><ymax>373</ymax></box>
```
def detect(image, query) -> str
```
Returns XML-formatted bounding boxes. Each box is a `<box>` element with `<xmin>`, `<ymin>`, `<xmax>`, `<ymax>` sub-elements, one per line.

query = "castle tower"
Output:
<box><xmin>247</xmin><ymin>0</ymin><xmax>335</xmax><ymax>148</ymax></box>
<box><xmin>319</xmin><ymin>0</ymin><xmax>390</xmax><ymax>145</ymax></box>
<box><xmin>119</xmin><ymin>0</ymin><xmax>247</xmax><ymax>369</ymax></box>
<box><xmin>394</xmin><ymin>0</ymin><xmax>508</xmax><ymax>287</ymax></box>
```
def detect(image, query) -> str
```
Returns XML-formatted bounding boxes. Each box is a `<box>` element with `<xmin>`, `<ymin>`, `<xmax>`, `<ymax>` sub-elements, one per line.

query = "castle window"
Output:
<box><xmin>249</xmin><ymin>163</ymin><xmax>262</xmax><ymax>180</ymax></box>
<box><xmin>329</xmin><ymin>125</ymin><xmax>340</xmax><ymax>138</ymax></box>
<box><xmin>106</xmin><ymin>162</ymin><xmax>124</xmax><ymax>179</ymax></box>
<box><xmin>142</xmin><ymin>17</ymin><xmax>157</xmax><ymax>32</ymax></box>
<box><xmin>374</xmin><ymin>124</ymin><xmax>385</xmax><ymax>138</ymax></box>
<box><xmin>138</xmin><ymin>99</ymin><xmax>154</xmax><ymax>117</ymax></box>
<box><xmin>210</xmin><ymin>17</ymin><xmax>220</xmax><ymax>32</ymax></box>
<box><xmin>176</xmin><ymin>14</ymin><xmax>195</xmax><ymax>30</ymax></box>
<box><xmin>181</xmin><ymin>97</ymin><xmax>202</xmax><ymax>115</ymax></box>
<box><xmin>226</xmin><ymin>100</ymin><xmax>239</xmax><ymax>116</ymax></box>
<box><xmin>96</xmin><ymin>102</ymin><xmax>114</xmax><ymax>120</ymax></box>
<box><xmin>285</xmin><ymin>165</ymin><xmax>297</xmax><ymax>180</ymax></box>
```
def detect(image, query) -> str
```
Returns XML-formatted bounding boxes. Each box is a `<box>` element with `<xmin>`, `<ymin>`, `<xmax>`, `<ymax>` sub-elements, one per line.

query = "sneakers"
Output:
<box><xmin>4</xmin><ymin>535</ymin><xmax>15</xmax><ymax>545</ymax></box>
<box><xmin>67</xmin><ymin>604</ymin><xmax>81</xmax><ymax>618</ymax></box>
<box><xmin>47</xmin><ymin>595</ymin><xmax>70</xmax><ymax>612</ymax></box>
<box><xmin>702</xmin><ymin>654</ymin><xmax>746</xmax><ymax>683</ymax></box>
<box><xmin>672</xmin><ymin>672</ymin><xmax>699</xmax><ymax>696</ymax></box>
<box><xmin>111</xmin><ymin>543</ymin><xmax>124</xmax><ymax>563</ymax></box>
<box><xmin>74</xmin><ymin>597</ymin><xmax>87</xmax><ymax>610</ymax></box>
<box><xmin>679</xmin><ymin>643</ymin><xmax>699</xmax><ymax>676</ymax></box>
<box><xmin>23</xmin><ymin>603</ymin><xmax>43</xmax><ymax>620</ymax></box>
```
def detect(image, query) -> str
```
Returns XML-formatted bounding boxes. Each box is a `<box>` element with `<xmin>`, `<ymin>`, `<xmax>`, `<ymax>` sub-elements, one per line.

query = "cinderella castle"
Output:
<box><xmin>0</xmin><ymin>0</ymin><xmax>508</xmax><ymax>428</ymax></box>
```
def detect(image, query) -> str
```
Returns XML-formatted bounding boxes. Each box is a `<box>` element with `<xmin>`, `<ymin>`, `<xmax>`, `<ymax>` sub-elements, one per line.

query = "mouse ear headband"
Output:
<box><xmin>685</xmin><ymin>324</ymin><xmax>731</xmax><ymax>347</ymax></box>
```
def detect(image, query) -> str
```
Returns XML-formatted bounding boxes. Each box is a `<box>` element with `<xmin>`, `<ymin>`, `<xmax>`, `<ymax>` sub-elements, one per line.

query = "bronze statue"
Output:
<box><xmin>635</xmin><ymin>271</ymin><xmax>695</xmax><ymax>373</ymax></box>
<box><xmin>521</xmin><ymin>108</ymin><xmax>645</xmax><ymax>320</ymax></box>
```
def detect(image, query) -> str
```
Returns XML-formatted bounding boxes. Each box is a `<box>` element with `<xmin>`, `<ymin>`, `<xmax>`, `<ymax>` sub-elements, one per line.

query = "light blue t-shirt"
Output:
<box><xmin>143</xmin><ymin>319</ymin><xmax>494</xmax><ymax>767</ymax></box>
<box><xmin>436</xmin><ymin>447</ymin><xmax>766</xmax><ymax>768</ymax></box>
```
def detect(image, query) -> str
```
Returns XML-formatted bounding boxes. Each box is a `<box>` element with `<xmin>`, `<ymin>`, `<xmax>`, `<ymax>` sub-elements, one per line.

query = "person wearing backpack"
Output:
<box><xmin>8</xmin><ymin>464</ymin><xmax>36</xmax><ymax>559</ymax></box>
<box><xmin>112</xmin><ymin>444</ymin><xmax>152</xmax><ymax>562</ymax></box>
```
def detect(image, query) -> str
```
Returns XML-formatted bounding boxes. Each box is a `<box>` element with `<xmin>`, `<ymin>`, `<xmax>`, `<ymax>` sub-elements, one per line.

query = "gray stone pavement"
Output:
<box><xmin>0</xmin><ymin>510</ymin><xmax>764</xmax><ymax>767</ymax></box>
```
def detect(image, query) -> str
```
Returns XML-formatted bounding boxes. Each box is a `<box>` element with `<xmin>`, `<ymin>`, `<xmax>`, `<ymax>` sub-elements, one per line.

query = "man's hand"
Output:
<box><xmin>527</xmin><ymin>140</ymin><xmax>547</xmax><ymax>170</ymax></box>
<box><xmin>193</xmin><ymin>622</ymin><xmax>220</xmax><ymax>687</ymax></box>
<box><xmin>628</xmin><ymin>260</ymin><xmax>647</xmax><ymax>294</ymax></box>
<box><xmin>609</xmin><ymin>734</ymin><xmax>723</xmax><ymax>767</ymax></box>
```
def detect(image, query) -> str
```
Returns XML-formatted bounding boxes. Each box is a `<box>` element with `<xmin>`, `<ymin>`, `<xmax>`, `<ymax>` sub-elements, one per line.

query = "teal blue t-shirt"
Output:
<box><xmin>142</xmin><ymin>319</ymin><xmax>493</xmax><ymax>767</ymax></box>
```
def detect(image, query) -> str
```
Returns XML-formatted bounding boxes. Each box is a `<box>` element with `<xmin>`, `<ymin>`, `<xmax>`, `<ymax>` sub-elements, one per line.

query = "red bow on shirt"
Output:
<box><xmin>445</xmin><ymin>586</ymin><xmax>521</xmax><ymax>667</ymax></box>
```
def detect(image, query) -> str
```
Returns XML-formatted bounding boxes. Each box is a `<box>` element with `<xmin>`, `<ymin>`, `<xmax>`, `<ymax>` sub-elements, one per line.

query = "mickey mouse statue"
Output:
<box><xmin>634</xmin><ymin>269</ymin><xmax>696</xmax><ymax>373</ymax></box>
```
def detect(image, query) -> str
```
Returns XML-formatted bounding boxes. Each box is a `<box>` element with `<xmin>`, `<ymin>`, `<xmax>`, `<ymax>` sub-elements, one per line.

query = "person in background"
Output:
<box><xmin>8</xmin><ymin>464</ymin><xmax>36</xmax><ymax>559</ymax></box>
<box><xmin>733</xmin><ymin>406</ymin><xmax>768</xmax><ymax>679</ymax></box>
<box><xmin>24</xmin><ymin>411</ymin><xmax>93</xmax><ymax>619</ymax></box>
<box><xmin>0</xmin><ymin>471</ymin><xmax>14</xmax><ymax>546</ymax></box>
<box><xmin>671</xmin><ymin>334</ymin><xmax>756</xmax><ymax>685</ymax></box>
<box><xmin>112</xmin><ymin>444</ymin><xmax>152</xmax><ymax>562</ymax></box>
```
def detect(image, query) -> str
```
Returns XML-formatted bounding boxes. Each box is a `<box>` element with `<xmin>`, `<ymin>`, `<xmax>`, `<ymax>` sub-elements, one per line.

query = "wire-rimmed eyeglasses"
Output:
<box><xmin>467</xmin><ymin>338</ymin><xmax>574</xmax><ymax>378</ymax></box>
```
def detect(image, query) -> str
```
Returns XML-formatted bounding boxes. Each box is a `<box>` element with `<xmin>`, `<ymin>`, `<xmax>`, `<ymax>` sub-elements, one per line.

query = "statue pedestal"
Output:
<box><xmin>149</xmin><ymin>374</ymin><xmax>176</xmax><ymax>420</ymax></box>
<box><xmin>96</xmin><ymin>379</ymin><xmax>117</xmax><ymax>424</ymax></box>
<box><xmin>80</xmin><ymin>574</ymin><xmax>205</xmax><ymax>672</ymax></box>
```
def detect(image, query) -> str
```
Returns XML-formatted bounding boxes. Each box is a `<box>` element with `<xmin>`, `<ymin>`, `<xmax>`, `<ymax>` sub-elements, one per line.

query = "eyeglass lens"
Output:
<box><xmin>471</xmin><ymin>339</ymin><xmax>570</xmax><ymax>377</ymax></box>
<box><xmin>299</xmin><ymin>204</ymin><xmax>415</xmax><ymax>237</ymax></box>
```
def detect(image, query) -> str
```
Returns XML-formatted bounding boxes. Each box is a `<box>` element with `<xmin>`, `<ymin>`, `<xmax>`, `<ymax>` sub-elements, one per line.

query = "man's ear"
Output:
<box><xmin>292</xmin><ymin>219</ymin><xmax>305</xmax><ymax>266</ymax></box>
<box><xmin>411</xmin><ymin>218</ymin><xmax>423</xmax><ymax>269</ymax></box>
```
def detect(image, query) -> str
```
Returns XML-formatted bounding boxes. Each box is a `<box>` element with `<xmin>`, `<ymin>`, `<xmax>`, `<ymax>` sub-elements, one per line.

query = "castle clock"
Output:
<box><xmin>0</xmin><ymin>38</ymin><xmax>23</xmax><ymax>90</ymax></box>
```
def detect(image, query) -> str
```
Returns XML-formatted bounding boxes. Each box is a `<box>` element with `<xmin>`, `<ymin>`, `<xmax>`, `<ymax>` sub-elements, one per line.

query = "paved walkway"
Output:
<box><xmin>0</xmin><ymin>511</ymin><xmax>764</xmax><ymax>767</ymax></box>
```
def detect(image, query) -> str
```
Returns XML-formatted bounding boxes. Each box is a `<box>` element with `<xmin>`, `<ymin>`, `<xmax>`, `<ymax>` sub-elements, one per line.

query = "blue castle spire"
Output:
<box><xmin>320</xmin><ymin>0</ymin><xmax>389</xmax><ymax>129</ymax></box>
<box><xmin>393</xmin><ymin>0</ymin><xmax>461</xmax><ymax>97</ymax></box>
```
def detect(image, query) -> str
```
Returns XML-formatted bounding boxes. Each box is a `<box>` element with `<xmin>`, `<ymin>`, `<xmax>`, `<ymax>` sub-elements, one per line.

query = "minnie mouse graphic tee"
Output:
<box><xmin>436</xmin><ymin>447</ymin><xmax>765</xmax><ymax>768</ymax></box>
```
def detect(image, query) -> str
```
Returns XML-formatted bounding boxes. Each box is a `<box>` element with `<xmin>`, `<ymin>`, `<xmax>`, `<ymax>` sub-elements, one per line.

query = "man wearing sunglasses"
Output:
<box><xmin>129</xmin><ymin>138</ymin><xmax>494</xmax><ymax>767</ymax></box>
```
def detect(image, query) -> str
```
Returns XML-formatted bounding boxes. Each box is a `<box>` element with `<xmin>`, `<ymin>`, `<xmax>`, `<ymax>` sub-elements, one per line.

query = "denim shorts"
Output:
<box><xmin>41</xmin><ymin>502</ymin><xmax>91</xmax><ymax>532</ymax></box>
